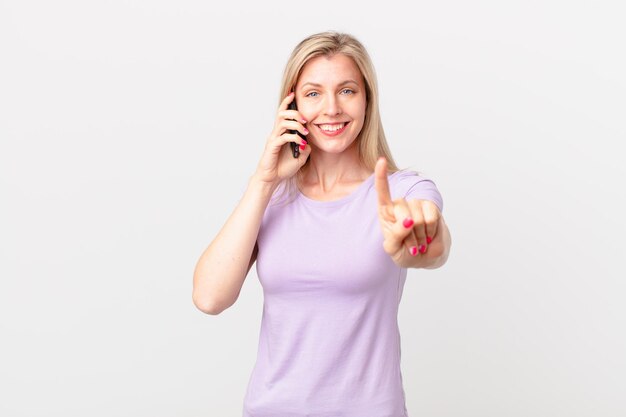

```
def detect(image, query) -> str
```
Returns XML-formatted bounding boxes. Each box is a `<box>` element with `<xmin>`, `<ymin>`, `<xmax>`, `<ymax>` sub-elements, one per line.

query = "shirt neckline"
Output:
<box><xmin>296</xmin><ymin>172</ymin><xmax>376</xmax><ymax>208</ymax></box>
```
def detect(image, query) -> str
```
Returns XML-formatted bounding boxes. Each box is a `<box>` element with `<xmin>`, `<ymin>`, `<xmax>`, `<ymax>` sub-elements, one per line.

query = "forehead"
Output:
<box><xmin>297</xmin><ymin>54</ymin><xmax>363</xmax><ymax>86</ymax></box>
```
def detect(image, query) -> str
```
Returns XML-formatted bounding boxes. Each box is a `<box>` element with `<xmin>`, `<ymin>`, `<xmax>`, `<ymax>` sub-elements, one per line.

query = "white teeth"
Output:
<box><xmin>319</xmin><ymin>123</ymin><xmax>346</xmax><ymax>132</ymax></box>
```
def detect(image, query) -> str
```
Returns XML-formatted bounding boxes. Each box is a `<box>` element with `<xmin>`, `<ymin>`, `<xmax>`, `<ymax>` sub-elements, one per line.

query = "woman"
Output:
<box><xmin>193</xmin><ymin>31</ymin><xmax>452</xmax><ymax>416</ymax></box>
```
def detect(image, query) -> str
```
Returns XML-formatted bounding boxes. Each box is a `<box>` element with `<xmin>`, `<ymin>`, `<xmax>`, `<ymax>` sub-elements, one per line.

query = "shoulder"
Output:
<box><xmin>388</xmin><ymin>169</ymin><xmax>444</xmax><ymax>212</ymax></box>
<box><xmin>388</xmin><ymin>169</ymin><xmax>436</xmax><ymax>196</ymax></box>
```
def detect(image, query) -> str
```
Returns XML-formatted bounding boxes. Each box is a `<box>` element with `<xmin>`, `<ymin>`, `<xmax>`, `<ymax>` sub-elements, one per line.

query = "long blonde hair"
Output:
<box><xmin>271</xmin><ymin>31</ymin><xmax>403</xmax><ymax>206</ymax></box>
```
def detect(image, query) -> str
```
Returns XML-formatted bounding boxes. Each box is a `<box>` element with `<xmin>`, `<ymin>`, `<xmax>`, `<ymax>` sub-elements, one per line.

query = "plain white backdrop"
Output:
<box><xmin>1</xmin><ymin>0</ymin><xmax>625</xmax><ymax>416</ymax></box>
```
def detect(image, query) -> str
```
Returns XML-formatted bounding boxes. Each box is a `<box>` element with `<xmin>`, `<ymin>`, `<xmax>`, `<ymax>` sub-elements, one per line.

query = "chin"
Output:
<box><xmin>311</xmin><ymin>140</ymin><xmax>357</xmax><ymax>154</ymax></box>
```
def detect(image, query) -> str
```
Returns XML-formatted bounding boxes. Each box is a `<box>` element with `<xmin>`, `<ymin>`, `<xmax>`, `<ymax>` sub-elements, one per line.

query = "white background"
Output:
<box><xmin>1</xmin><ymin>0</ymin><xmax>625</xmax><ymax>416</ymax></box>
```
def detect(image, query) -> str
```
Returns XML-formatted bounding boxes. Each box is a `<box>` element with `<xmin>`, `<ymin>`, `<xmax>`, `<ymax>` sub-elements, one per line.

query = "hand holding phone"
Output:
<box><xmin>252</xmin><ymin>92</ymin><xmax>311</xmax><ymax>185</ymax></box>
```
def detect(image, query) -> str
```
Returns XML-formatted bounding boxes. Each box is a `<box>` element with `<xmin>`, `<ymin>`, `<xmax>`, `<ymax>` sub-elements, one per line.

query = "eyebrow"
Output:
<box><xmin>300</xmin><ymin>80</ymin><xmax>359</xmax><ymax>88</ymax></box>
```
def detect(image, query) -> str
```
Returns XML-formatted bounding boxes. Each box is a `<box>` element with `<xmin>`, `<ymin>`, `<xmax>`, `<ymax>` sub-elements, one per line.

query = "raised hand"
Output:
<box><xmin>374</xmin><ymin>156</ymin><xmax>444</xmax><ymax>268</ymax></box>
<box><xmin>253</xmin><ymin>92</ymin><xmax>312</xmax><ymax>185</ymax></box>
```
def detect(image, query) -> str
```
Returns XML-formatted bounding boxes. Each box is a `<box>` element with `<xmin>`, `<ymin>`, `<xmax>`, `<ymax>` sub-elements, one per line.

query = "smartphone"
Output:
<box><xmin>288</xmin><ymin>100</ymin><xmax>306</xmax><ymax>158</ymax></box>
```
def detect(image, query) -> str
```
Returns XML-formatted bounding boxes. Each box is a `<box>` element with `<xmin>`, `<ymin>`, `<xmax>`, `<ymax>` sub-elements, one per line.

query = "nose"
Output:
<box><xmin>323</xmin><ymin>95</ymin><xmax>342</xmax><ymax>116</ymax></box>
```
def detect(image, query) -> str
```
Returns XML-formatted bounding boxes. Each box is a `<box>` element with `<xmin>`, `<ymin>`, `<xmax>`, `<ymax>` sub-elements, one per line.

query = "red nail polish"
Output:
<box><xmin>403</xmin><ymin>218</ymin><xmax>414</xmax><ymax>228</ymax></box>
<box><xmin>427</xmin><ymin>236</ymin><xmax>432</xmax><ymax>244</ymax></box>
<box><xmin>410</xmin><ymin>246</ymin><xmax>417</xmax><ymax>256</ymax></box>
<box><xmin>419</xmin><ymin>245</ymin><xmax>427</xmax><ymax>254</ymax></box>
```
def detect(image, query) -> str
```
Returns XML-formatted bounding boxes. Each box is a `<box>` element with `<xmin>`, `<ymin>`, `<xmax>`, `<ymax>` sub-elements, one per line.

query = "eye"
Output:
<box><xmin>305</xmin><ymin>91</ymin><xmax>319</xmax><ymax>97</ymax></box>
<box><xmin>341</xmin><ymin>89</ymin><xmax>354</xmax><ymax>95</ymax></box>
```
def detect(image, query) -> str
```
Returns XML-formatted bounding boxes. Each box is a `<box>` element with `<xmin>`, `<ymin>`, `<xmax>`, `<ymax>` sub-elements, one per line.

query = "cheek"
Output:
<box><xmin>298</xmin><ymin>106</ymin><xmax>316</xmax><ymax>123</ymax></box>
<box><xmin>352</xmin><ymin>108</ymin><xmax>366</xmax><ymax>127</ymax></box>
<box><xmin>349</xmin><ymin>99</ymin><xmax>366</xmax><ymax>120</ymax></box>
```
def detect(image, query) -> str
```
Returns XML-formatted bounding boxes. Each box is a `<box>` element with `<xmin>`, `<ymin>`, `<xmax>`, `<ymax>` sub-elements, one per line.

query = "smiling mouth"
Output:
<box><xmin>315</xmin><ymin>122</ymin><xmax>350</xmax><ymax>135</ymax></box>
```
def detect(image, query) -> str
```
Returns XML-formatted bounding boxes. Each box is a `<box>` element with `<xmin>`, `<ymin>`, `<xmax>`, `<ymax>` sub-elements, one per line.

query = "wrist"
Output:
<box><xmin>249</xmin><ymin>175</ymin><xmax>279</xmax><ymax>196</ymax></box>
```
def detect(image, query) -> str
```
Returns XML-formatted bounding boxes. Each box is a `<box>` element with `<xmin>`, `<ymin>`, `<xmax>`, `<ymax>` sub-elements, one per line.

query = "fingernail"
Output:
<box><xmin>403</xmin><ymin>218</ymin><xmax>414</xmax><ymax>228</ymax></box>
<box><xmin>427</xmin><ymin>236</ymin><xmax>432</xmax><ymax>244</ymax></box>
<box><xmin>289</xmin><ymin>92</ymin><xmax>294</xmax><ymax>96</ymax></box>
<box><xmin>299</xmin><ymin>144</ymin><xmax>306</xmax><ymax>150</ymax></box>
<box><xmin>419</xmin><ymin>245</ymin><xmax>427</xmax><ymax>254</ymax></box>
<box><xmin>301</xmin><ymin>139</ymin><xmax>307</xmax><ymax>145</ymax></box>
<box><xmin>409</xmin><ymin>246</ymin><xmax>418</xmax><ymax>256</ymax></box>
<box><xmin>303</xmin><ymin>128</ymin><xmax>309</xmax><ymax>134</ymax></box>
<box><xmin>301</xmin><ymin>119</ymin><xmax>307</xmax><ymax>123</ymax></box>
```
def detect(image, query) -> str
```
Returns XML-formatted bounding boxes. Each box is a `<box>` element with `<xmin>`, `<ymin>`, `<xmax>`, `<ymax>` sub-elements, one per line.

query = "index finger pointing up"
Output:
<box><xmin>375</xmin><ymin>156</ymin><xmax>395</xmax><ymax>221</ymax></box>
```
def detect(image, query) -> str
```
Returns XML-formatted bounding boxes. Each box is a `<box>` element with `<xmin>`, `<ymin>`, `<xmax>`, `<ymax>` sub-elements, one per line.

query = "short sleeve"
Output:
<box><xmin>391</xmin><ymin>170</ymin><xmax>444</xmax><ymax>213</ymax></box>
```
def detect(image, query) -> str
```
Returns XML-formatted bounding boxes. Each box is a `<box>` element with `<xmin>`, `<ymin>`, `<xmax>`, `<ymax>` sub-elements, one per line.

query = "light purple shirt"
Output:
<box><xmin>243</xmin><ymin>170</ymin><xmax>444</xmax><ymax>417</ymax></box>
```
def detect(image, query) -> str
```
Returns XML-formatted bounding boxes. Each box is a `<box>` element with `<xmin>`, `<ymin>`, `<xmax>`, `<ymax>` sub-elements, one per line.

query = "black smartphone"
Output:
<box><xmin>288</xmin><ymin>100</ymin><xmax>306</xmax><ymax>158</ymax></box>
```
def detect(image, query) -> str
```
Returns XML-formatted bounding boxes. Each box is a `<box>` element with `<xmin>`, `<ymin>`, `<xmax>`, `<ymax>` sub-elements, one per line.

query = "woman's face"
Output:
<box><xmin>295</xmin><ymin>54</ymin><xmax>367</xmax><ymax>155</ymax></box>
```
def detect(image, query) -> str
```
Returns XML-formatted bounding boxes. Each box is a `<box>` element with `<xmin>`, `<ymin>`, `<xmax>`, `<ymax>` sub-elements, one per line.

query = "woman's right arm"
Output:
<box><xmin>192</xmin><ymin>92</ymin><xmax>311</xmax><ymax>315</ymax></box>
<box><xmin>191</xmin><ymin>176</ymin><xmax>277</xmax><ymax>315</ymax></box>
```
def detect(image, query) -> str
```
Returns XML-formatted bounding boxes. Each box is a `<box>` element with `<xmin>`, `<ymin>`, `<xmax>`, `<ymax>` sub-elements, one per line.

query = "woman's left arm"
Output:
<box><xmin>375</xmin><ymin>157</ymin><xmax>452</xmax><ymax>270</ymax></box>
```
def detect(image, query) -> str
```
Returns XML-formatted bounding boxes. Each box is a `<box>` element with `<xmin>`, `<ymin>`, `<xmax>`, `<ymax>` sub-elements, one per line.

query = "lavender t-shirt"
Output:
<box><xmin>242</xmin><ymin>169</ymin><xmax>444</xmax><ymax>417</ymax></box>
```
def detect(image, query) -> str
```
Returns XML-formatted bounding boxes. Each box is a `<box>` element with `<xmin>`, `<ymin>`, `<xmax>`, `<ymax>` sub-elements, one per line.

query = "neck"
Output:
<box><xmin>300</xmin><ymin>143</ymin><xmax>371</xmax><ymax>192</ymax></box>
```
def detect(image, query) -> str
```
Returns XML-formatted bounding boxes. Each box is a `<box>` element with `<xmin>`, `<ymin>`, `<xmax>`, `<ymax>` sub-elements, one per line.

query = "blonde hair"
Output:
<box><xmin>270</xmin><ymin>31</ymin><xmax>405</xmax><ymax>206</ymax></box>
